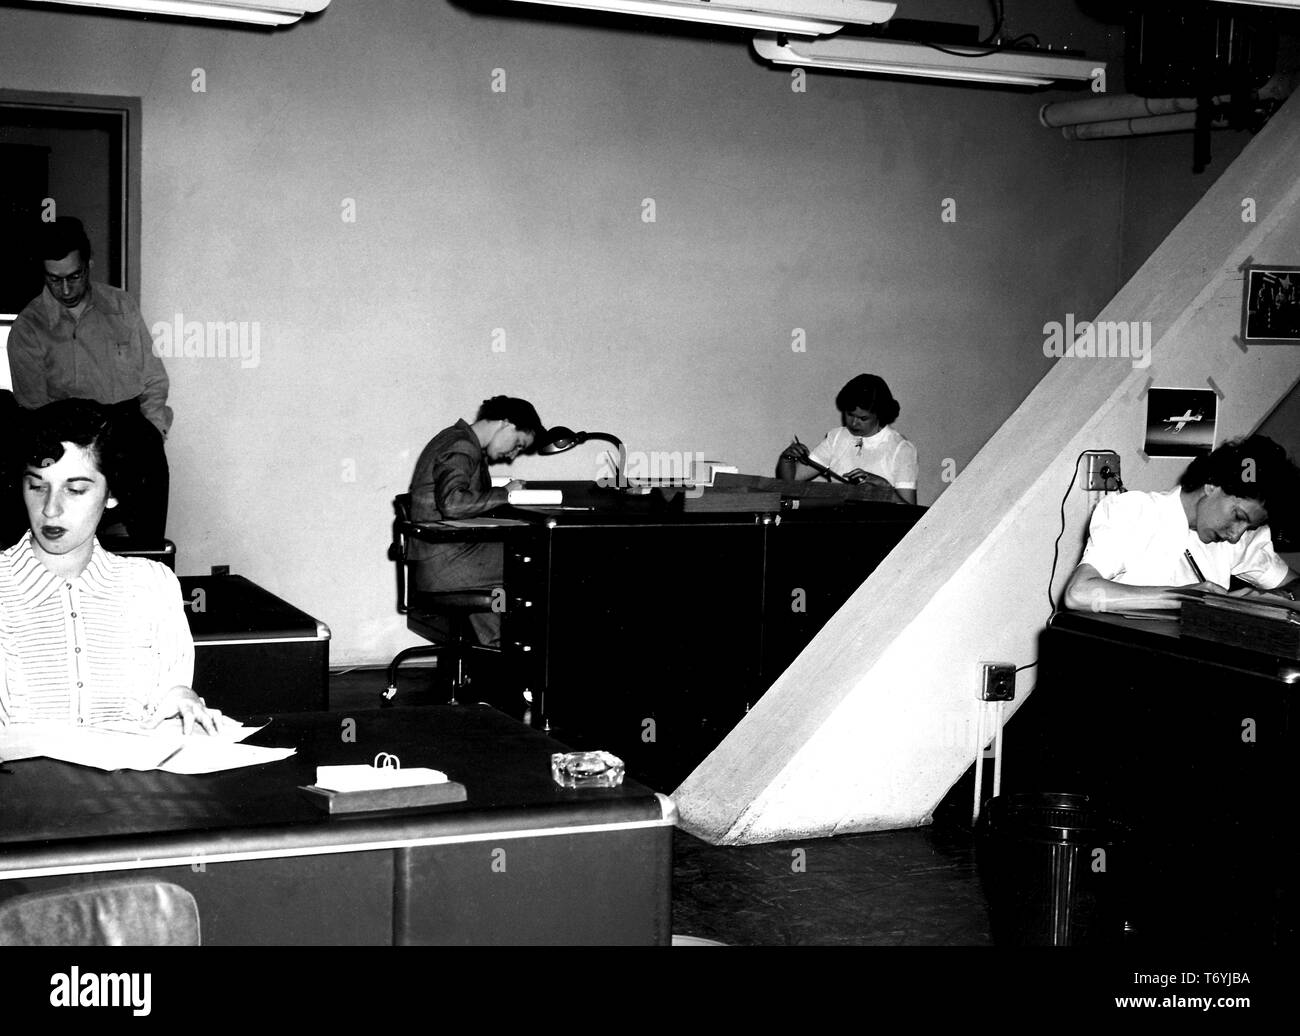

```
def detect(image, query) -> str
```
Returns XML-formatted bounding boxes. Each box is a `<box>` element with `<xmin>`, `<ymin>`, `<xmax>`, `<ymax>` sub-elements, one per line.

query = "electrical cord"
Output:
<box><xmin>1047</xmin><ymin>451</ymin><xmax>1087</xmax><ymax>618</ymax></box>
<box><xmin>923</xmin><ymin>5</ymin><xmax>1064</xmax><ymax>61</ymax></box>
<box><xmin>1047</xmin><ymin>449</ymin><xmax>1123</xmax><ymax>620</ymax></box>
<box><xmin>926</xmin><ymin>0</ymin><xmax>1004</xmax><ymax>58</ymax></box>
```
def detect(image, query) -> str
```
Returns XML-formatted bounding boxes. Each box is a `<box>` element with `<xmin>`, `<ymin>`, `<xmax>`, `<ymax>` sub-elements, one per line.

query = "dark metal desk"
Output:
<box><xmin>1008</xmin><ymin>610</ymin><xmax>1297</xmax><ymax>946</ymax></box>
<box><xmin>0</xmin><ymin>706</ymin><xmax>674</xmax><ymax>945</ymax></box>
<box><xmin>493</xmin><ymin>485</ymin><xmax>923</xmax><ymax>785</ymax></box>
<box><xmin>180</xmin><ymin>574</ymin><xmax>331</xmax><ymax>714</ymax></box>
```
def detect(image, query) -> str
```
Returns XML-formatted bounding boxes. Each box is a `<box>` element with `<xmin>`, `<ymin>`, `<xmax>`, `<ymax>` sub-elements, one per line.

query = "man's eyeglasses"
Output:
<box><xmin>44</xmin><ymin>268</ymin><xmax>88</xmax><ymax>289</ymax></box>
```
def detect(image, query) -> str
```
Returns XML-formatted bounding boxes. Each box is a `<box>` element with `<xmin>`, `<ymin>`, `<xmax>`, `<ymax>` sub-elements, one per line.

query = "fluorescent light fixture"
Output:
<box><xmin>25</xmin><ymin>0</ymin><xmax>330</xmax><ymax>25</ymax></box>
<box><xmin>752</xmin><ymin>34</ymin><xmax>1105</xmax><ymax>87</ymax></box>
<box><xmin>1211</xmin><ymin>1</ymin><xmax>1300</xmax><ymax>9</ymax></box>
<box><xmin>504</xmin><ymin>0</ymin><xmax>896</xmax><ymax>37</ymax></box>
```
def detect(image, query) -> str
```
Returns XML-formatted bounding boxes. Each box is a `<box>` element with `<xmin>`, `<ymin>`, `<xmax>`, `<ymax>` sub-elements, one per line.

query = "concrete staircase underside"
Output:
<box><xmin>674</xmin><ymin>93</ymin><xmax>1300</xmax><ymax>845</ymax></box>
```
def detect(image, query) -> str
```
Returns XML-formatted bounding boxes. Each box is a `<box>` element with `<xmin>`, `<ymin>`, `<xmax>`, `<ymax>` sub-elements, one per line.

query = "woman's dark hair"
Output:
<box><xmin>17</xmin><ymin>398</ymin><xmax>129</xmax><ymax>496</ymax></box>
<box><xmin>476</xmin><ymin>395</ymin><xmax>546</xmax><ymax>447</ymax></box>
<box><xmin>835</xmin><ymin>374</ymin><xmax>900</xmax><ymax>426</ymax></box>
<box><xmin>1179</xmin><ymin>435</ymin><xmax>1300</xmax><ymax>534</ymax></box>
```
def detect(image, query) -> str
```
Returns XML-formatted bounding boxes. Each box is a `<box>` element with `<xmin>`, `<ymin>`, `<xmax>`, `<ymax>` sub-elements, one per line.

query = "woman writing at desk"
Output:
<box><xmin>776</xmin><ymin>374</ymin><xmax>918</xmax><ymax>504</ymax></box>
<box><xmin>1063</xmin><ymin>436</ymin><xmax>1300</xmax><ymax>612</ymax></box>
<box><xmin>0</xmin><ymin>399</ymin><xmax>217</xmax><ymax>732</ymax></box>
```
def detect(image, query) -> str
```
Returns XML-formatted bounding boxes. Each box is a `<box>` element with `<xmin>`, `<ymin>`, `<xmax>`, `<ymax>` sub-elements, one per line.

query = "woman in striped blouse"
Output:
<box><xmin>0</xmin><ymin>399</ymin><xmax>218</xmax><ymax>733</ymax></box>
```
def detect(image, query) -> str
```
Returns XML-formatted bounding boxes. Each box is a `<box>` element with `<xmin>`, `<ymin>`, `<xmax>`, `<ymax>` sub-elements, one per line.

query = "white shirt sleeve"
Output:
<box><xmin>1232</xmin><ymin>527</ymin><xmax>1290</xmax><ymax>589</ymax></box>
<box><xmin>1078</xmin><ymin>493</ymin><xmax>1132</xmax><ymax>580</ymax></box>
<box><xmin>892</xmin><ymin>438</ymin><xmax>918</xmax><ymax>490</ymax></box>
<box><xmin>807</xmin><ymin>430</ymin><xmax>837</xmax><ymax>471</ymax></box>
<box><xmin>149</xmin><ymin>566</ymin><xmax>196</xmax><ymax>705</ymax></box>
<box><xmin>0</xmin><ymin>602</ymin><xmax>8</xmax><ymax>729</ymax></box>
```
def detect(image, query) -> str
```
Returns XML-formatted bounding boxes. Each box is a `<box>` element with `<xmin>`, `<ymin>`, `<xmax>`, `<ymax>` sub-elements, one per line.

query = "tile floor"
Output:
<box><xmin>329</xmin><ymin>664</ymin><xmax>993</xmax><ymax>947</ymax></box>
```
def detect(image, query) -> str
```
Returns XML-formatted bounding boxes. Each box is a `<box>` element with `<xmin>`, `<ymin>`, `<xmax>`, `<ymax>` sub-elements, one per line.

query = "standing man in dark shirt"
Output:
<box><xmin>7</xmin><ymin>218</ymin><xmax>172</xmax><ymax>544</ymax></box>
<box><xmin>409</xmin><ymin>395</ymin><xmax>545</xmax><ymax>646</ymax></box>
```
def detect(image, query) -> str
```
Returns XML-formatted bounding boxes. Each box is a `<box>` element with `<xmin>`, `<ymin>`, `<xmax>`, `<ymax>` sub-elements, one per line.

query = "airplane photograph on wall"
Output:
<box><xmin>1144</xmin><ymin>387</ymin><xmax>1218</xmax><ymax>457</ymax></box>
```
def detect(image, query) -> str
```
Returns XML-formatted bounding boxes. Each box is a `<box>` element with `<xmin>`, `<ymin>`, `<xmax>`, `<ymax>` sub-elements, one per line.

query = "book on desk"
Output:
<box><xmin>1180</xmin><ymin>590</ymin><xmax>1300</xmax><ymax>659</ymax></box>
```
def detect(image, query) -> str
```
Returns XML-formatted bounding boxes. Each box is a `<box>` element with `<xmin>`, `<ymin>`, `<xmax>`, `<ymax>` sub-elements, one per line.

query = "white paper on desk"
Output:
<box><xmin>0</xmin><ymin>716</ymin><xmax>294</xmax><ymax>773</ymax></box>
<box><xmin>100</xmin><ymin>710</ymin><xmax>262</xmax><ymax>743</ymax></box>
<box><xmin>0</xmin><ymin>725</ymin><xmax>184</xmax><ymax>771</ymax></box>
<box><xmin>105</xmin><ymin>714</ymin><xmax>295</xmax><ymax>774</ymax></box>
<box><xmin>315</xmin><ymin>764</ymin><xmax>448</xmax><ymax>792</ymax></box>
<box><xmin>507</xmin><ymin>489</ymin><xmax>562</xmax><ymax>505</ymax></box>
<box><xmin>158</xmin><ymin>740</ymin><xmax>296</xmax><ymax>775</ymax></box>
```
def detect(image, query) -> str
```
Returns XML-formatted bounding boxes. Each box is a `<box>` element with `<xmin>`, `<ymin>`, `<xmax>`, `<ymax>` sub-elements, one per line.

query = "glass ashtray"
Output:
<box><xmin>551</xmin><ymin>750</ymin><xmax>625</xmax><ymax>789</ymax></box>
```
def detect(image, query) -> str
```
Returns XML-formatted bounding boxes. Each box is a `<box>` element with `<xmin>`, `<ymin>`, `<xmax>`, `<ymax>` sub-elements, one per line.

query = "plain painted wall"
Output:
<box><xmin>0</xmin><ymin>0</ymin><xmax>1130</xmax><ymax>664</ymax></box>
<box><xmin>1118</xmin><ymin>125</ymin><xmax>1300</xmax><ymax>495</ymax></box>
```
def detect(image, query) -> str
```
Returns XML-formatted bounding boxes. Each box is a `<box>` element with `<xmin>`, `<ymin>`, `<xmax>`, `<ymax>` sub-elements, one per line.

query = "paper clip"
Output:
<box><xmin>373</xmin><ymin>752</ymin><xmax>401</xmax><ymax>770</ymax></box>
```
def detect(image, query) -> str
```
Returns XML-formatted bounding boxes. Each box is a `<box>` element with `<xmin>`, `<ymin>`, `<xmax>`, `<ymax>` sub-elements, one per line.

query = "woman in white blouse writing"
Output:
<box><xmin>0</xmin><ymin>399</ymin><xmax>218</xmax><ymax>732</ymax></box>
<box><xmin>777</xmin><ymin>373</ymin><xmax>919</xmax><ymax>505</ymax></box>
<box><xmin>1063</xmin><ymin>436</ymin><xmax>1299</xmax><ymax>612</ymax></box>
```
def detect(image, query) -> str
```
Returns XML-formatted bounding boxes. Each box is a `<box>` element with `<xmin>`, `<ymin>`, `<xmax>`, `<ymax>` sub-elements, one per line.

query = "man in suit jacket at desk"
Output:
<box><xmin>408</xmin><ymin>396</ymin><xmax>545</xmax><ymax>646</ymax></box>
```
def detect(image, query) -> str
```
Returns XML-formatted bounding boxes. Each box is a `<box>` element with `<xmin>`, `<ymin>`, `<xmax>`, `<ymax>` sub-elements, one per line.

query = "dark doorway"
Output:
<box><xmin>0</xmin><ymin>91</ymin><xmax>140</xmax><ymax>318</ymax></box>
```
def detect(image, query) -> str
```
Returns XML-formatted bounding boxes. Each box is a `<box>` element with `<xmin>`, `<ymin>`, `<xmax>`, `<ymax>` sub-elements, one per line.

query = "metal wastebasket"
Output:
<box><xmin>977</xmin><ymin>792</ymin><xmax>1127</xmax><ymax>946</ymax></box>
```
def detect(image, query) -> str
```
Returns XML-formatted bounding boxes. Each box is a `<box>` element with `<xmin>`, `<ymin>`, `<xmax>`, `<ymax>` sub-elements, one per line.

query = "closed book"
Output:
<box><xmin>299</xmin><ymin>781</ymin><xmax>468</xmax><ymax>813</ymax></box>
<box><xmin>1181</xmin><ymin>599</ymin><xmax>1300</xmax><ymax>659</ymax></box>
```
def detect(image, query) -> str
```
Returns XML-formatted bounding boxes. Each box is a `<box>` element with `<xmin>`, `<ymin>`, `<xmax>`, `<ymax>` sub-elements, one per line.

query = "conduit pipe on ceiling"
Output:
<box><xmin>1059</xmin><ymin>112</ymin><xmax>1223</xmax><ymax>140</ymax></box>
<box><xmin>1039</xmin><ymin>93</ymin><xmax>1205</xmax><ymax>128</ymax></box>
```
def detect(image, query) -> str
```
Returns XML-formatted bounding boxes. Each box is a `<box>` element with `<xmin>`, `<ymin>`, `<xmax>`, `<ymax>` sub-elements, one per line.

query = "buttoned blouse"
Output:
<box><xmin>808</xmin><ymin>425</ymin><xmax>919</xmax><ymax>490</ymax></box>
<box><xmin>0</xmin><ymin>534</ymin><xmax>194</xmax><ymax>727</ymax></box>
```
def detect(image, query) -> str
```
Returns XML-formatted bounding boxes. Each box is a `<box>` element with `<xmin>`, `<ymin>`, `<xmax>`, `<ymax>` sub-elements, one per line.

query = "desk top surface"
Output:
<box><xmin>1047</xmin><ymin>609</ymin><xmax>1300</xmax><ymax>684</ymax></box>
<box><xmin>508</xmin><ymin>480</ymin><xmax>924</xmax><ymax>523</ymax></box>
<box><xmin>177</xmin><ymin>573</ymin><xmax>323</xmax><ymax>639</ymax></box>
<box><xmin>0</xmin><ymin>706</ymin><xmax>668</xmax><ymax>875</ymax></box>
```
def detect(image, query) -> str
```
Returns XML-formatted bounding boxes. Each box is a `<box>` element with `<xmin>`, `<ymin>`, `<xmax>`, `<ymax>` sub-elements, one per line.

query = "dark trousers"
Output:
<box><xmin>410</xmin><ymin>541</ymin><xmax>503</xmax><ymax>647</ymax></box>
<box><xmin>100</xmin><ymin>402</ymin><xmax>170</xmax><ymax>546</ymax></box>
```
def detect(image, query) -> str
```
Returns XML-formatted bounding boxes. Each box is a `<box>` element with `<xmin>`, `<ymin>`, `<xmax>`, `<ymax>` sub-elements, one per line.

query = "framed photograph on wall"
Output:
<box><xmin>1144</xmin><ymin>387</ymin><xmax>1217</xmax><ymax>458</ymax></box>
<box><xmin>1240</xmin><ymin>264</ymin><xmax>1300</xmax><ymax>344</ymax></box>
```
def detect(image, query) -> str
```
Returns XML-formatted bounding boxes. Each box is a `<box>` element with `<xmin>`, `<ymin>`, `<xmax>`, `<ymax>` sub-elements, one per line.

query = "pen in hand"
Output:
<box><xmin>1183</xmin><ymin>549</ymin><xmax>1207</xmax><ymax>584</ymax></box>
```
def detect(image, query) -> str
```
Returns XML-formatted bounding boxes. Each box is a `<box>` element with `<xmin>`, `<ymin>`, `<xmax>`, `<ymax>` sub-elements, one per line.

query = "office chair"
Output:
<box><xmin>384</xmin><ymin>493</ymin><xmax>503</xmax><ymax>706</ymax></box>
<box><xmin>0</xmin><ymin>878</ymin><xmax>201</xmax><ymax>946</ymax></box>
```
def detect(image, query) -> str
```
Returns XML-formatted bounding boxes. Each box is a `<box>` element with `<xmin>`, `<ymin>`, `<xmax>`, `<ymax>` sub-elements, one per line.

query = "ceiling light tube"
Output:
<box><xmin>752</xmin><ymin>34</ymin><xmax>1105</xmax><ymax>87</ymax></box>
<box><xmin>504</xmin><ymin>0</ymin><xmax>897</xmax><ymax>38</ymax></box>
<box><xmin>1210</xmin><ymin>1</ymin><xmax>1300</xmax><ymax>9</ymax></box>
<box><xmin>26</xmin><ymin>0</ymin><xmax>330</xmax><ymax>25</ymax></box>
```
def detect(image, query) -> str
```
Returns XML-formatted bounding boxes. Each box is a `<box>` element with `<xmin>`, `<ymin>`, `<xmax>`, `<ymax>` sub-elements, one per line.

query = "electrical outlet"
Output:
<box><xmin>211</xmin><ymin>565</ymin><xmax>230</xmax><ymax>576</ymax></box>
<box><xmin>980</xmin><ymin>662</ymin><xmax>1016</xmax><ymax>702</ymax></box>
<box><xmin>1082</xmin><ymin>451</ymin><xmax>1120</xmax><ymax>491</ymax></box>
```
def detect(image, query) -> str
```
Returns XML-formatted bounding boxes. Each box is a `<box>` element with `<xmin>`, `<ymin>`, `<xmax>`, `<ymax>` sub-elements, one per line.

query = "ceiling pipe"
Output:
<box><xmin>1040</xmin><ymin>94</ymin><xmax>1202</xmax><ymax>129</ymax></box>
